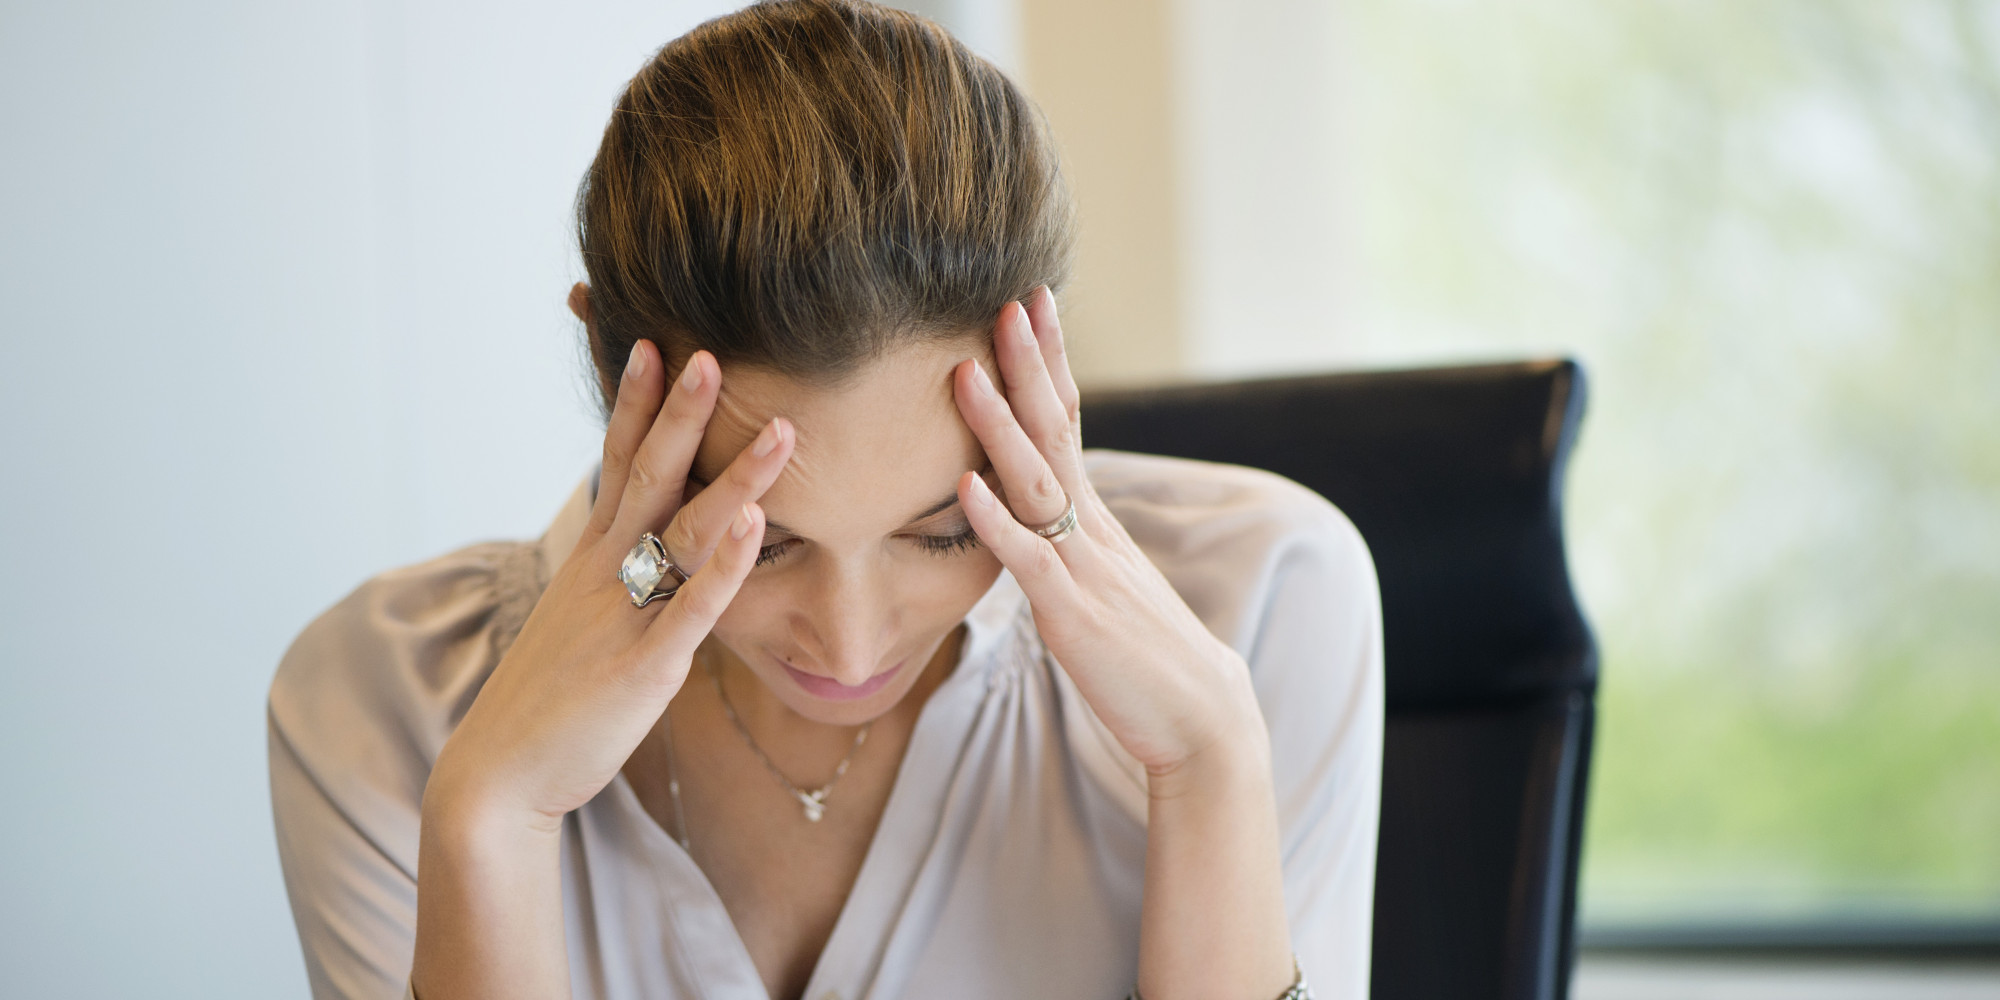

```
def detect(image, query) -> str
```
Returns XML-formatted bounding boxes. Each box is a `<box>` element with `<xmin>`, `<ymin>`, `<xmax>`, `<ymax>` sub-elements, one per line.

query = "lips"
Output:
<box><xmin>779</xmin><ymin>657</ymin><xmax>904</xmax><ymax>702</ymax></box>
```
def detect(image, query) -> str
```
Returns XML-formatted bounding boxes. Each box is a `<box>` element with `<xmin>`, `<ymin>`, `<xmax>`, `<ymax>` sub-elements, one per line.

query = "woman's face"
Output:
<box><xmin>683</xmin><ymin>340</ymin><xmax>1004</xmax><ymax>727</ymax></box>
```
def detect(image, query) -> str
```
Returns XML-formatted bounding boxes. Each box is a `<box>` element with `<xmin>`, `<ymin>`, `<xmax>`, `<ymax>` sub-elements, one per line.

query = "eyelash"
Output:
<box><xmin>753</xmin><ymin>529</ymin><xmax>982</xmax><ymax>567</ymax></box>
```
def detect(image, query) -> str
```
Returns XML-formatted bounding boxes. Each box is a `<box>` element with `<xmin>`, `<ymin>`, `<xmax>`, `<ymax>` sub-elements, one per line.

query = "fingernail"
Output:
<box><xmin>973</xmin><ymin>360</ymin><xmax>997</xmax><ymax>396</ymax></box>
<box><xmin>969</xmin><ymin>474</ymin><xmax>995</xmax><ymax>507</ymax></box>
<box><xmin>680</xmin><ymin>355</ymin><xmax>703</xmax><ymax>392</ymax></box>
<box><xmin>1037</xmin><ymin>287</ymin><xmax>1063</xmax><ymax>343</ymax></box>
<box><xmin>752</xmin><ymin>419</ymin><xmax>780</xmax><ymax>457</ymax></box>
<box><xmin>1010</xmin><ymin>303</ymin><xmax>1035</xmax><ymax>346</ymax></box>
<box><xmin>625</xmin><ymin>343</ymin><xmax>645</xmax><ymax>379</ymax></box>
<box><xmin>731</xmin><ymin>504</ymin><xmax>754</xmax><ymax>540</ymax></box>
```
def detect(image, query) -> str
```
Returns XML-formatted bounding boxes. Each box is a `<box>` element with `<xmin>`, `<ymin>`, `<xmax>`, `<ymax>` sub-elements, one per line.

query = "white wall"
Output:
<box><xmin>0</xmin><ymin>2</ymin><xmax>738</xmax><ymax>996</ymax></box>
<box><xmin>1170</xmin><ymin>0</ymin><xmax>1347</xmax><ymax>378</ymax></box>
<box><xmin>0</xmin><ymin>2</ymin><xmax>1034</xmax><ymax>996</ymax></box>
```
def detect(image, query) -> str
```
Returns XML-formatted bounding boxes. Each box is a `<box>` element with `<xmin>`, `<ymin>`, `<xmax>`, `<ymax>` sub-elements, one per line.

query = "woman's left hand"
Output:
<box><xmin>953</xmin><ymin>287</ymin><xmax>1269</xmax><ymax>782</ymax></box>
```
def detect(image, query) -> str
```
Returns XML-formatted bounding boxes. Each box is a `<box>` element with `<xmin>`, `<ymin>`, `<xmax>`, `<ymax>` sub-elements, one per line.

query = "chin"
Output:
<box><xmin>718</xmin><ymin>633</ymin><xmax>949</xmax><ymax>723</ymax></box>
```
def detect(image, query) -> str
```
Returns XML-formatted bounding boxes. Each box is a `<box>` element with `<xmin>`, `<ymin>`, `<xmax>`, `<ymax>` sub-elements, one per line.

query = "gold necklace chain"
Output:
<box><xmin>696</xmin><ymin>649</ymin><xmax>872</xmax><ymax>824</ymax></box>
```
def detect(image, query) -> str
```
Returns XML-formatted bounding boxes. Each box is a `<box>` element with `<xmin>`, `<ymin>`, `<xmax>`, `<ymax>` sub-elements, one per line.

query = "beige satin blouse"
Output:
<box><xmin>268</xmin><ymin>449</ymin><xmax>1384</xmax><ymax>1000</ymax></box>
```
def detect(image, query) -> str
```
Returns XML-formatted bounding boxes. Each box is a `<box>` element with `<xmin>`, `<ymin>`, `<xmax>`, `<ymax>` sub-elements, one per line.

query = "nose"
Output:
<box><xmin>793</xmin><ymin>560</ymin><xmax>896</xmax><ymax>687</ymax></box>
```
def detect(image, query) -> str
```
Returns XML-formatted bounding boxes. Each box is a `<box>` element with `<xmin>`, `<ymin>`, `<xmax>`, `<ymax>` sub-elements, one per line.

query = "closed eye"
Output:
<box><xmin>912</xmin><ymin>528</ymin><xmax>981</xmax><ymax>557</ymax></box>
<box><xmin>753</xmin><ymin>539</ymin><xmax>796</xmax><ymax>568</ymax></box>
<box><xmin>752</xmin><ymin>529</ymin><xmax>982</xmax><ymax>568</ymax></box>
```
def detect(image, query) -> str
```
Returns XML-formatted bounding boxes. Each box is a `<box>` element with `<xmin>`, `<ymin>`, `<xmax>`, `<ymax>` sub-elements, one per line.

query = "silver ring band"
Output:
<box><xmin>1029</xmin><ymin>498</ymin><xmax>1078</xmax><ymax>544</ymax></box>
<box><xmin>618</xmin><ymin>532</ymin><xmax>690</xmax><ymax>607</ymax></box>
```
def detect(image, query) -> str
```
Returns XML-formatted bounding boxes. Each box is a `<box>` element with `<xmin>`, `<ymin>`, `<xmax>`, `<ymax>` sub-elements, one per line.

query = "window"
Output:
<box><xmin>1335</xmin><ymin>0</ymin><xmax>2000</xmax><ymax>931</ymax></box>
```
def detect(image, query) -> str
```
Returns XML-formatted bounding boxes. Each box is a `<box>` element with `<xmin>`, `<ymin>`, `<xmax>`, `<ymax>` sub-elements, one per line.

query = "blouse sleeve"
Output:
<box><xmin>1239</xmin><ymin>479</ymin><xmax>1383</xmax><ymax>1000</ymax></box>
<box><xmin>266</xmin><ymin>541</ymin><xmax>542</xmax><ymax>1000</ymax></box>
<box><xmin>1082</xmin><ymin>449</ymin><xmax>1386</xmax><ymax>1000</ymax></box>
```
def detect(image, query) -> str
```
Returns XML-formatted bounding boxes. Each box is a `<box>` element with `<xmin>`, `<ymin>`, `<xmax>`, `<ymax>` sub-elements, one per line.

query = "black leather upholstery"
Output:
<box><xmin>1080</xmin><ymin>359</ymin><xmax>1597</xmax><ymax>1000</ymax></box>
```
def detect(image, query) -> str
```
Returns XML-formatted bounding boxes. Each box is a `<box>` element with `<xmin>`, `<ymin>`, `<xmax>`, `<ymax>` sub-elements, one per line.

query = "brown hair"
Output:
<box><xmin>575</xmin><ymin>0</ymin><xmax>1075</xmax><ymax>412</ymax></box>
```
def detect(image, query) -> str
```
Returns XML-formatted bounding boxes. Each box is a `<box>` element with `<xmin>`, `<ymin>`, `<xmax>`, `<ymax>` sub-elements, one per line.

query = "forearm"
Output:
<box><xmin>411</xmin><ymin>788</ymin><xmax>571</xmax><ymax>1000</ymax></box>
<box><xmin>1137</xmin><ymin>725</ymin><xmax>1296</xmax><ymax>1000</ymax></box>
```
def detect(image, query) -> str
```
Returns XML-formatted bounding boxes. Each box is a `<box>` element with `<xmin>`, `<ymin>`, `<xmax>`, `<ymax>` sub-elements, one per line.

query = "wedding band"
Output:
<box><xmin>618</xmin><ymin>532</ymin><xmax>690</xmax><ymax>607</ymax></box>
<box><xmin>1029</xmin><ymin>497</ymin><xmax>1078</xmax><ymax>544</ymax></box>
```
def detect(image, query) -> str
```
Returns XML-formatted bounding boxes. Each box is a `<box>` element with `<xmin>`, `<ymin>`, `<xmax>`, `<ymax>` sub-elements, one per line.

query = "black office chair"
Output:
<box><xmin>1081</xmin><ymin>358</ymin><xmax>1597</xmax><ymax>1000</ymax></box>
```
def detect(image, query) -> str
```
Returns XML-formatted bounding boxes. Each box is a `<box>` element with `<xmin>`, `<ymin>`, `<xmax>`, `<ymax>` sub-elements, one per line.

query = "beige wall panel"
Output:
<box><xmin>1021</xmin><ymin>0</ymin><xmax>1186</xmax><ymax>387</ymax></box>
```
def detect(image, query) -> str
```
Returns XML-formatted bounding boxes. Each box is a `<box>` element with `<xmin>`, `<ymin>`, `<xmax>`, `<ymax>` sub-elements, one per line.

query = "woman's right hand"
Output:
<box><xmin>422</xmin><ymin>338</ymin><xmax>794</xmax><ymax>832</ymax></box>
<box><xmin>412</xmin><ymin>340</ymin><xmax>792</xmax><ymax>999</ymax></box>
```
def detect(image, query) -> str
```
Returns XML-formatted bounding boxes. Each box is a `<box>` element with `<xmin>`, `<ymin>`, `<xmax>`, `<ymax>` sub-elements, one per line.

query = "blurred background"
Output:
<box><xmin>2</xmin><ymin>0</ymin><xmax>1995</xmax><ymax>997</ymax></box>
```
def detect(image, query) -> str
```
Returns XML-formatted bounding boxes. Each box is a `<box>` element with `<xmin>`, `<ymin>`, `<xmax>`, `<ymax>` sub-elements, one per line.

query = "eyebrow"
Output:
<box><xmin>685</xmin><ymin>476</ymin><xmax>969</xmax><ymax>536</ymax></box>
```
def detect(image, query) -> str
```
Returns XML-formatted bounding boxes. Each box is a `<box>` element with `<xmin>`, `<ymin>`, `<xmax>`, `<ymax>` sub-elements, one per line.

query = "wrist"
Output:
<box><xmin>422</xmin><ymin>759</ymin><xmax>566</xmax><ymax>847</ymax></box>
<box><xmin>1134</xmin><ymin>697</ymin><xmax>1293</xmax><ymax>999</ymax></box>
<box><xmin>1144</xmin><ymin>722</ymin><xmax>1273</xmax><ymax>804</ymax></box>
<box><xmin>1141</xmin><ymin>644</ymin><xmax>1272</xmax><ymax>788</ymax></box>
<box><xmin>413</xmin><ymin>770</ymin><xmax>570</xmax><ymax>1000</ymax></box>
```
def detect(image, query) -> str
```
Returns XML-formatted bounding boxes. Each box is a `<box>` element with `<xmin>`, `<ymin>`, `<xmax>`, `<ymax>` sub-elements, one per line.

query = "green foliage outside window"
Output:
<box><xmin>1338</xmin><ymin>0</ymin><xmax>2000</xmax><ymax>922</ymax></box>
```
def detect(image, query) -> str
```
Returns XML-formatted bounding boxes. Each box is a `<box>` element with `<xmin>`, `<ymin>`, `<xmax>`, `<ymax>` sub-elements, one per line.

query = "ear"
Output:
<box><xmin>567</xmin><ymin>282</ymin><xmax>593</xmax><ymax>326</ymax></box>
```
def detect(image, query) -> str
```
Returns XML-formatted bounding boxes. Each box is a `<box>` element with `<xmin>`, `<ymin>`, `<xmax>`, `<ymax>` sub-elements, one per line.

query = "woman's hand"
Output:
<box><xmin>951</xmin><ymin>287</ymin><xmax>1269</xmax><ymax>782</ymax></box>
<box><xmin>954</xmin><ymin>289</ymin><xmax>1296</xmax><ymax>1000</ymax></box>
<box><xmin>413</xmin><ymin>341</ymin><xmax>792</xmax><ymax>1000</ymax></box>
<box><xmin>425</xmin><ymin>341</ymin><xmax>793</xmax><ymax>827</ymax></box>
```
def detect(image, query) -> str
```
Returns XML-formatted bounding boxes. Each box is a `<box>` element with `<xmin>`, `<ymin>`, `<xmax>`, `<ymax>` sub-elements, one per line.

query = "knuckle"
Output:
<box><xmin>601</xmin><ymin>444</ymin><xmax>636</xmax><ymax>481</ymax></box>
<box><xmin>625</xmin><ymin>458</ymin><xmax>662</xmax><ymax>493</ymax></box>
<box><xmin>626</xmin><ymin>458</ymin><xmax>675</xmax><ymax>499</ymax></box>
<box><xmin>1028</xmin><ymin>472</ymin><xmax>1065</xmax><ymax>507</ymax></box>
<box><xmin>1016</xmin><ymin>338</ymin><xmax>1047</xmax><ymax>372</ymax></box>
<box><xmin>1039</xmin><ymin>424</ymin><xmax>1076</xmax><ymax>456</ymax></box>
<box><xmin>722</xmin><ymin>450</ymin><xmax>761</xmax><ymax>489</ymax></box>
<box><xmin>670</xmin><ymin>583</ymin><xmax>724</xmax><ymax>623</ymax></box>
<box><xmin>1026</xmin><ymin>539</ymin><xmax>1064</xmax><ymax>578</ymax></box>
<box><xmin>663</xmin><ymin>511</ymin><xmax>703</xmax><ymax>563</ymax></box>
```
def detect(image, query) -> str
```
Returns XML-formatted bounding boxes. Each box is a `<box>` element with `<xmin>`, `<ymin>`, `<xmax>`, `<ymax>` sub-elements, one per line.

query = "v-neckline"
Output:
<box><xmin>605</xmin><ymin>574</ymin><xmax>1027</xmax><ymax>1000</ymax></box>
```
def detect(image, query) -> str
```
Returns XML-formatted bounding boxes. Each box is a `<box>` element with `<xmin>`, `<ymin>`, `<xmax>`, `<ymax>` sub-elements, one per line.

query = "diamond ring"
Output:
<box><xmin>619</xmin><ymin>532</ymin><xmax>690</xmax><ymax>607</ymax></box>
<box><xmin>1028</xmin><ymin>497</ymin><xmax>1078</xmax><ymax>544</ymax></box>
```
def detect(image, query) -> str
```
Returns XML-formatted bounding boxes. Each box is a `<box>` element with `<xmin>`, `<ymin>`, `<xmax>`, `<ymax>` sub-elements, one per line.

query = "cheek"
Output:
<box><xmin>706</xmin><ymin>575</ymin><xmax>777</xmax><ymax>650</ymax></box>
<box><xmin>902</xmin><ymin>550</ymin><xmax>1006</xmax><ymax>622</ymax></box>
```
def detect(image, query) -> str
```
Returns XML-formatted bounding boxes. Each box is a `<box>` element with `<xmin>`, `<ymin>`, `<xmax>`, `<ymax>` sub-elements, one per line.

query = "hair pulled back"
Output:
<box><xmin>575</xmin><ymin>0</ymin><xmax>1076</xmax><ymax>412</ymax></box>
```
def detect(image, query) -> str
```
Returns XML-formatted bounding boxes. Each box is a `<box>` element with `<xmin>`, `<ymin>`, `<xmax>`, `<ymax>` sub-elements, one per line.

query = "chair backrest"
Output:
<box><xmin>1080</xmin><ymin>358</ymin><xmax>1597</xmax><ymax>1000</ymax></box>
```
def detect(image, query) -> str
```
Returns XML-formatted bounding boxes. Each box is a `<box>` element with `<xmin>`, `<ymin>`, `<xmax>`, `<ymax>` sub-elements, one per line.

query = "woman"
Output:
<box><xmin>268</xmin><ymin>3</ymin><xmax>1383</xmax><ymax>999</ymax></box>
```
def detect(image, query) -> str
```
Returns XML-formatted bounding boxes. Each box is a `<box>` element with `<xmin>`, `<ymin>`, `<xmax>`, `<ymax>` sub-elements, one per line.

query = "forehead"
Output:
<box><xmin>691</xmin><ymin>340</ymin><xmax>994</xmax><ymax>530</ymax></box>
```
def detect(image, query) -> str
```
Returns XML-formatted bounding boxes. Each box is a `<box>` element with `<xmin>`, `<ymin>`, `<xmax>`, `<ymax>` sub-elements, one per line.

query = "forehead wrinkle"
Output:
<box><xmin>691</xmin><ymin>340</ymin><xmax>997</xmax><ymax>537</ymax></box>
<box><xmin>756</xmin><ymin>417</ymin><xmax>955</xmax><ymax>537</ymax></box>
<box><xmin>690</xmin><ymin>377</ymin><xmax>782</xmax><ymax>484</ymax></box>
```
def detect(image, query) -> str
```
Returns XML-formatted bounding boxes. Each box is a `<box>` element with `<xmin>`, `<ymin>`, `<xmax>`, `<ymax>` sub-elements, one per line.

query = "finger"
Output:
<box><xmin>958</xmin><ymin>471</ymin><xmax>1083</xmax><ymax>606</ymax></box>
<box><xmin>583</xmin><ymin>340</ymin><xmax>667</xmax><ymax>543</ymax></box>
<box><xmin>644</xmin><ymin>501</ymin><xmax>765</xmax><ymax>662</ymax></box>
<box><xmin>954</xmin><ymin>358</ymin><xmax>1087</xmax><ymax>550</ymax></box>
<box><xmin>659</xmin><ymin>417</ymin><xmax>794</xmax><ymax>572</ymax></box>
<box><xmin>992</xmin><ymin>301</ymin><xmax>1088</xmax><ymax>493</ymax></box>
<box><xmin>605</xmin><ymin>351</ymin><xmax>718</xmax><ymax>560</ymax></box>
<box><xmin>1026</xmin><ymin>286</ymin><xmax>1081</xmax><ymax>424</ymax></box>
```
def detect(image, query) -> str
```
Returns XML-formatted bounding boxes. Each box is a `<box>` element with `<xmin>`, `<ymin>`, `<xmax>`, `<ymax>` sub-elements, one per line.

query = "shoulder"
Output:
<box><xmin>1081</xmin><ymin>448</ymin><xmax>1375</xmax><ymax>658</ymax></box>
<box><xmin>267</xmin><ymin>539</ymin><xmax>545</xmax><ymax>807</ymax></box>
<box><xmin>1050</xmin><ymin>450</ymin><xmax>1383</xmax><ymax>832</ymax></box>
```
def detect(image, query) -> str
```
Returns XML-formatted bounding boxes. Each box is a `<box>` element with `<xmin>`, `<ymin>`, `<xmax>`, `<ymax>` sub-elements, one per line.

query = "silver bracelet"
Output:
<box><xmin>1126</xmin><ymin>954</ymin><xmax>1310</xmax><ymax>1000</ymax></box>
